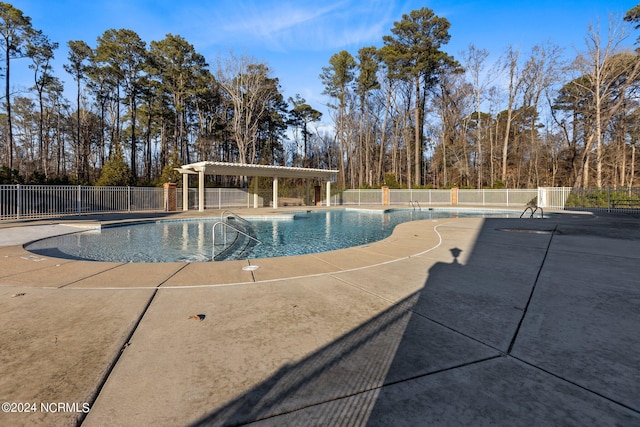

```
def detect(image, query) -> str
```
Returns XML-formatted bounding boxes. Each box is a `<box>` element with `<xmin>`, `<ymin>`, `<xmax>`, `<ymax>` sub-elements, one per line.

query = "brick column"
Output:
<box><xmin>382</xmin><ymin>186</ymin><xmax>390</xmax><ymax>206</ymax></box>
<box><xmin>163</xmin><ymin>182</ymin><xmax>177</xmax><ymax>211</ymax></box>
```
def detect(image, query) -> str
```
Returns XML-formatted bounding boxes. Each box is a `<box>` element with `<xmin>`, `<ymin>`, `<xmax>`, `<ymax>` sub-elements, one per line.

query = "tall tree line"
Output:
<box><xmin>0</xmin><ymin>3</ymin><xmax>297</xmax><ymax>186</ymax></box>
<box><xmin>320</xmin><ymin>6</ymin><xmax>640</xmax><ymax>189</ymax></box>
<box><xmin>1</xmin><ymin>2</ymin><xmax>640</xmax><ymax>190</ymax></box>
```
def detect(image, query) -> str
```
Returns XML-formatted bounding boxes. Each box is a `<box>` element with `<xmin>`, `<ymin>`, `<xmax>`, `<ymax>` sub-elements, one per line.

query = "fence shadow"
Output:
<box><xmin>188</xmin><ymin>218</ymin><xmax>551</xmax><ymax>426</ymax></box>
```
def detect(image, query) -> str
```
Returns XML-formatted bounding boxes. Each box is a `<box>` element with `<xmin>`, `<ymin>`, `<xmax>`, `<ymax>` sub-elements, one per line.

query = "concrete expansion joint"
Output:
<box><xmin>511</xmin><ymin>354</ymin><xmax>640</xmax><ymax>415</ymax></box>
<box><xmin>77</xmin><ymin>288</ymin><xmax>160</xmax><ymax>425</ymax></box>
<box><xmin>506</xmin><ymin>225</ymin><xmax>557</xmax><ymax>355</ymax></box>
<box><xmin>57</xmin><ymin>263</ymin><xmax>129</xmax><ymax>289</ymax></box>
<box><xmin>258</xmin><ymin>355</ymin><xmax>505</xmax><ymax>424</ymax></box>
<box><xmin>156</xmin><ymin>263</ymin><xmax>191</xmax><ymax>288</ymax></box>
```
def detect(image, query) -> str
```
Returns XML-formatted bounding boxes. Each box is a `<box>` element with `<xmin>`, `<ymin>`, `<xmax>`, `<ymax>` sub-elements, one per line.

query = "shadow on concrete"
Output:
<box><xmin>21</xmin><ymin>246</ymin><xmax>92</xmax><ymax>261</ymax></box>
<box><xmin>189</xmin><ymin>217</ymin><xmax>639</xmax><ymax>426</ymax></box>
<box><xmin>0</xmin><ymin>211</ymin><xmax>183</xmax><ymax>227</ymax></box>
<box><xmin>46</xmin><ymin>211</ymin><xmax>182</xmax><ymax>222</ymax></box>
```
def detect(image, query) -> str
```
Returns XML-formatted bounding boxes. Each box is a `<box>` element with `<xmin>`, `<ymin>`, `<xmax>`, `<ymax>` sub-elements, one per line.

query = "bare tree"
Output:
<box><xmin>461</xmin><ymin>44</ymin><xmax>499</xmax><ymax>187</ymax></box>
<box><xmin>520</xmin><ymin>42</ymin><xmax>564</xmax><ymax>186</ymax></box>
<box><xmin>570</xmin><ymin>16</ymin><xmax>640</xmax><ymax>188</ymax></box>
<box><xmin>500</xmin><ymin>46</ymin><xmax>524</xmax><ymax>185</ymax></box>
<box><xmin>217</xmin><ymin>53</ymin><xmax>278</xmax><ymax>165</ymax></box>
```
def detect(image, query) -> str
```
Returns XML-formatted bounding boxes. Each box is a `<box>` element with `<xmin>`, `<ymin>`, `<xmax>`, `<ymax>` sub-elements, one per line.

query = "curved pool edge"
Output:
<box><xmin>1</xmin><ymin>213</ymin><xmax>464</xmax><ymax>289</ymax></box>
<box><xmin>0</xmin><ymin>207</ymin><xmax>592</xmax><ymax>290</ymax></box>
<box><xmin>19</xmin><ymin>206</ymin><xmax>570</xmax><ymax>264</ymax></box>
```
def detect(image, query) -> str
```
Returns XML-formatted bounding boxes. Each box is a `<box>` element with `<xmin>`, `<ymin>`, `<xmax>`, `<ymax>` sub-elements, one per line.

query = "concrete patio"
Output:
<box><xmin>0</xmin><ymin>208</ymin><xmax>638</xmax><ymax>426</ymax></box>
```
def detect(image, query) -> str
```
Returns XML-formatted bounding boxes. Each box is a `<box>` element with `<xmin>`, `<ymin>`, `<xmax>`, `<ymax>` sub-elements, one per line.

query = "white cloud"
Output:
<box><xmin>189</xmin><ymin>0</ymin><xmax>397</xmax><ymax>53</ymax></box>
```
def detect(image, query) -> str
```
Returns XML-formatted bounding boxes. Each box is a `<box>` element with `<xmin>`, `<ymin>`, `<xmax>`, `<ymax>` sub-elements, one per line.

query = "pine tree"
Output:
<box><xmin>96</xmin><ymin>143</ymin><xmax>132</xmax><ymax>186</ymax></box>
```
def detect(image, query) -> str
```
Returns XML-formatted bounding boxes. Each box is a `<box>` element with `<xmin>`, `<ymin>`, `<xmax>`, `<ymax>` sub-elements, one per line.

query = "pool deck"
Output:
<box><xmin>0</xmin><ymin>206</ymin><xmax>638</xmax><ymax>426</ymax></box>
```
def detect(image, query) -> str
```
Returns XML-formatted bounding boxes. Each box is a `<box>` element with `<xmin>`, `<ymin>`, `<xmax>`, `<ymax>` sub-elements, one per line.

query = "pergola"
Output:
<box><xmin>175</xmin><ymin>161</ymin><xmax>339</xmax><ymax>211</ymax></box>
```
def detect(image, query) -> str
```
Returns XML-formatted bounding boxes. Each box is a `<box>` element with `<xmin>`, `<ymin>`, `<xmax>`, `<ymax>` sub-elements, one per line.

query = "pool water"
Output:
<box><xmin>27</xmin><ymin>209</ymin><xmax>525</xmax><ymax>263</ymax></box>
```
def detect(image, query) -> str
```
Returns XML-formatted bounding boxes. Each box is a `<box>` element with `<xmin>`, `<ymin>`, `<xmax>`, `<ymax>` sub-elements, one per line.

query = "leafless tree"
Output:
<box><xmin>570</xmin><ymin>15</ymin><xmax>640</xmax><ymax>188</ymax></box>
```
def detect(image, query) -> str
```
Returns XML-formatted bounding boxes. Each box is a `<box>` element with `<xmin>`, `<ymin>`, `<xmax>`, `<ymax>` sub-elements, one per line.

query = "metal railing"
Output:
<box><xmin>2</xmin><ymin>185</ymin><xmax>637</xmax><ymax>221</ymax></box>
<box><xmin>211</xmin><ymin>211</ymin><xmax>261</xmax><ymax>261</ymax></box>
<box><xmin>392</xmin><ymin>189</ymin><xmax>451</xmax><ymax>205</ymax></box>
<box><xmin>332</xmin><ymin>188</ymin><xmax>572</xmax><ymax>209</ymax></box>
<box><xmin>0</xmin><ymin>185</ymin><xmax>164</xmax><ymax>220</ymax></box>
<box><xmin>520</xmin><ymin>206</ymin><xmax>544</xmax><ymax>218</ymax></box>
<box><xmin>0</xmin><ymin>185</ymin><xmax>262</xmax><ymax>220</ymax></box>
<box><xmin>177</xmin><ymin>188</ymin><xmax>263</xmax><ymax>210</ymax></box>
<box><xmin>458</xmin><ymin>189</ymin><xmax>538</xmax><ymax>206</ymax></box>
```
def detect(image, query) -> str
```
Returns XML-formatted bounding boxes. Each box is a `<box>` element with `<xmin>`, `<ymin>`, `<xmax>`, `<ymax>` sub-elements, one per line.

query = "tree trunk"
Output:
<box><xmin>377</xmin><ymin>86</ymin><xmax>391</xmax><ymax>186</ymax></box>
<box><xmin>5</xmin><ymin>47</ymin><xmax>13</xmax><ymax>170</ymax></box>
<box><xmin>619</xmin><ymin>132</ymin><xmax>626</xmax><ymax>187</ymax></box>
<box><xmin>414</xmin><ymin>76</ymin><xmax>421</xmax><ymax>187</ymax></box>
<box><xmin>501</xmin><ymin>110</ymin><xmax>513</xmax><ymax>185</ymax></box>
<box><xmin>630</xmin><ymin>142</ymin><xmax>636</xmax><ymax>188</ymax></box>
<box><xmin>595</xmin><ymin>77</ymin><xmax>602</xmax><ymax>189</ymax></box>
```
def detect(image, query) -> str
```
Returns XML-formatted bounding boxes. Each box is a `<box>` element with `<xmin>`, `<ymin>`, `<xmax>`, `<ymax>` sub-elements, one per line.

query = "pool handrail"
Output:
<box><xmin>212</xmin><ymin>221</ymin><xmax>261</xmax><ymax>245</ymax></box>
<box><xmin>212</xmin><ymin>211</ymin><xmax>261</xmax><ymax>261</ymax></box>
<box><xmin>520</xmin><ymin>206</ymin><xmax>544</xmax><ymax>218</ymax></box>
<box><xmin>221</xmin><ymin>210</ymin><xmax>253</xmax><ymax>226</ymax></box>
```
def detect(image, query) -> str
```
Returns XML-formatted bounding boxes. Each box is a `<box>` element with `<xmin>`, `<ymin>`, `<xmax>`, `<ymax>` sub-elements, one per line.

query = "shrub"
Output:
<box><xmin>96</xmin><ymin>148</ymin><xmax>132</xmax><ymax>186</ymax></box>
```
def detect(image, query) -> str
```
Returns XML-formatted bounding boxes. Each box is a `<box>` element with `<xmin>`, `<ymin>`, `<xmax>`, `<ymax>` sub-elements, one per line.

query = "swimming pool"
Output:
<box><xmin>26</xmin><ymin>208</ymin><xmax>527</xmax><ymax>263</ymax></box>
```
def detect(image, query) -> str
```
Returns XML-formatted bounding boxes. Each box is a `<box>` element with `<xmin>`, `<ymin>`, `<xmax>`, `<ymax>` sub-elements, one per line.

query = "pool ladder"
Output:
<box><xmin>520</xmin><ymin>206</ymin><xmax>544</xmax><ymax>218</ymax></box>
<box><xmin>410</xmin><ymin>200</ymin><xmax>422</xmax><ymax>210</ymax></box>
<box><xmin>212</xmin><ymin>211</ymin><xmax>261</xmax><ymax>261</ymax></box>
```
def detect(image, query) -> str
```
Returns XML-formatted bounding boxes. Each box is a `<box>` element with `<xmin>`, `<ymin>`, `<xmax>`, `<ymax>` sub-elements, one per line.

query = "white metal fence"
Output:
<box><xmin>536</xmin><ymin>187</ymin><xmax>573</xmax><ymax>210</ymax></box>
<box><xmin>3</xmin><ymin>185</ymin><xmax>636</xmax><ymax>221</ymax></box>
<box><xmin>331</xmin><ymin>189</ymin><xmax>385</xmax><ymax>205</ymax></box>
<box><xmin>389</xmin><ymin>189</ymin><xmax>452</xmax><ymax>205</ymax></box>
<box><xmin>0</xmin><ymin>185</ymin><xmax>165</xmax><ymax>220</ymax></box>
<box><xmin>177</xmin><ymin>188</ymin><xmax>262</xmax><ymax>210</ymax></box>
<box><xmin>458</xmin><ymin>189</ymin><xmax>538</xmax><ymax>205</ymax></box>
<box><xmin>0</xmin><ymin>185</ymin><xmax>261</xmax><ymax>220</ymax></box>
<box><xmin>332</xmin><ymin>187</ymin><xmax>572</xmax><ymax>209</ymax></box>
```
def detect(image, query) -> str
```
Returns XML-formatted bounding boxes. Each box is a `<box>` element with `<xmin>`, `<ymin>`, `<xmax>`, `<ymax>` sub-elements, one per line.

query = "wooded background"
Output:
<box><xmin>1</xmin><ymin>3</ymin><xmax>640</xmax><ymax>190</ymax></box>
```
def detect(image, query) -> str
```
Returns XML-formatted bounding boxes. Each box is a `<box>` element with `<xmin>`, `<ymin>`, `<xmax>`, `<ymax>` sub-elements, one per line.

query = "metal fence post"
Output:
<box><xmin>536</xmin><ymin>187</ymin><xmax>541</xmax><ymax>207</ymax></box>
<box><xmin>16</xmin><ymin>184</ymin><xmax>21</xmax><ymax>220</ymax></box>
<box><xmin>77</xmin><ymin>185</ymin><xmax>82</xmax><ymax>216</ymax></box>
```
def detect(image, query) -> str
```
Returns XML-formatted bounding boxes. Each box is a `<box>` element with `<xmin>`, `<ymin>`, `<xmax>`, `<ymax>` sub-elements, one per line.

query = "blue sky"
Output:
<box><xmin>10</xmin><ymin>0</ymin><xmax>640</xmax><ymax>125</ymax></box>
